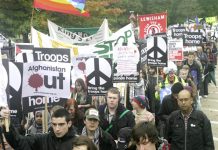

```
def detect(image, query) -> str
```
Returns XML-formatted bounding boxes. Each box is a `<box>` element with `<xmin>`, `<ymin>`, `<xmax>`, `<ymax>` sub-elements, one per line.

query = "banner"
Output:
<box><xmin>48</xmin><ymin>19</ymin><xmax>110</xmax><ymax>45</ymax></box>
<box><xmin>113</xmin><ymin>45</ymin><xmax>140</xmax><ymax>83</ymax></box>
<box><xmin>22</xmin><ymin>61</ymin><xmax>71</xmax><ymax>98</ymax></box>
<box><xmin>183</xmin><ymin>32</ymin><xmax>202</xmax><ymax>46</ymax></box>
<box><xmin>0</xmin><ymin>59</ymin><xmax>9</xmax><ymax>107</ymax></box>
<box><xmin>168</xmin><ymin>39</ymin><xmax>183</xmax><ymax>61</ymax></box>
<box><xmin>71</xmin><ymin>55</ymin><xmax>96</xmax><ymax>88</ymax></box>
<box><xmin>93</xmin><ymin>23</ymin><xmax>135</xmax><ymax>58</ymax></box>
<box><xmin>147</xmin><ymin>36</ymin><xmax>168</xmax><ymax>67</ymax></box>
<box><xmin>9</xmin><ymin>62</ymin><xmax>23</xmax><ymax>126</ymax></box>
<box><xmin>15</xmin><ymin>43</ymin><xmax>34</xmax><ymax>62</ymax></box>
<box><xmin>22</xmin><ymin>96</ymin><xmax>67</xmax><ymax>114</ymax></box>
<box><xmin>33</xmin><ymin>48</ymin><xmax>71</xmax><ymax>63</ymax></box>
<box><xmin>66</xmin><ymin>27</ymin><xmax>99</xmax><ymax>37</ymax></box>
<box><xmin>33</xmin><ymin>0</ymin><xmax>89</xmax><ymax>17</ymax></box>
<box><xmin>86</xmin><ymin>58</ymin><xmax>112</xmax><ymax>95</ymax></box>
<box><xmin>48</xmin><ymin>20</ymin><xmax>83</xmax><ymax>45</ymax></box>
<box><xmin>32</xmin><ymin>24</ymin><xmax>135</xmax><ymax>59</ymax></box>
<box><xmin>31</xmin><ymin>27</ymin><xmax>95</xmax><ymax>57</ymax></box>
<box><xmin>172</xmin><ymin>27</ymin><xmax>186</xmax><ymax>39</ymax></box>
<box><xmin>199</xmin><ymin>16</ymin><xmax>217</xmax><ymax>25</ymax></box>
<box><xmin>83</xmin><ymin>18</ymin><xmax>110</xmax><ymax>45</ymax></box>
<box><xmin>139</xmin><ymin>12</ymin><xmax>167</xmax><ymax>39</ymax></box>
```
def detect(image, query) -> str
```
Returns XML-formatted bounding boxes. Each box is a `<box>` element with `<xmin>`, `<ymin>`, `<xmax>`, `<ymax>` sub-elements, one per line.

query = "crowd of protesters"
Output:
<box><xmin>0</xmin><ymin>28</ymin><xmax>217</xmax><ymax>150</ymax></box>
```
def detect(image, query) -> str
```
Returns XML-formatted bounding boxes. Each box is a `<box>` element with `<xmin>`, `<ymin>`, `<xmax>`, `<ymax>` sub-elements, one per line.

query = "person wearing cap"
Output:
<box><xmin>131</xmin><ymin>95</ymin><xmax>154</xmax><ymax>124</ymax></box>
<box><xmin>98</xmin><ymin>87</ymin><xmax>135</xmax><ymax>140</ymax></box>
<box><xmin>82</xmin><ymin>108</ymin><xmax>116</xmax><ymax>150</ymax></box>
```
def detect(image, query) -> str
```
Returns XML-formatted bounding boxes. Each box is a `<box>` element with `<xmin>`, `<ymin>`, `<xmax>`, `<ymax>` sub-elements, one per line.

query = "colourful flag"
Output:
<box><xmin>34</xmin><ymin>0</ymin><xmax>89</xmax><ymax>17</ymax></box>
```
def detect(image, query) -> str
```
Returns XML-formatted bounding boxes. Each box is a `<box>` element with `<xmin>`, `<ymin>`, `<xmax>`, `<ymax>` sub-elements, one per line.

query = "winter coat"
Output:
<box><xmin>158</xmin><ymin>94</ymin><xmax>179</xmax><ymax>121</ymax></box>
<box><xmin>98</xmin><ymin>103</ymin><xmax>135</xmax><ymax>140</ymax></box>
<box><xmin>166</xmin><ymin>110</ymin><xmax>214</xmax><ymax>150</ymax></box>
<box><xmin>99</xmin><ymin>127</ymin><xmax>117</xmax><ymax>150</ymax></box>
<box><xmin>4</xmin><ymin>125</ymin><xmax>76</xmax><ymax>150</ymax></box>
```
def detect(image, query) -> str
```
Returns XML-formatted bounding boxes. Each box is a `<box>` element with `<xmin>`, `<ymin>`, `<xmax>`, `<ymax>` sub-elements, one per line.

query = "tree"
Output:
<box><xmin>1</xmin><ymin>0</ymin><xmax>218</xmax><ymax>42</ymax></box>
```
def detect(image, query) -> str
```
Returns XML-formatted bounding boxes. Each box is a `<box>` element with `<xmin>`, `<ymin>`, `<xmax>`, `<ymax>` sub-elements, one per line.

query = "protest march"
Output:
<box><xmin>0</xmin><ymin>0</ymin><xmax>217</xmax><ymax>150</ymax></box>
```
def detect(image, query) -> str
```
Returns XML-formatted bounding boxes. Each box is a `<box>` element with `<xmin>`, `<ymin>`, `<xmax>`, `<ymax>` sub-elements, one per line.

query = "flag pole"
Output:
<box><xmin>30</xmin><ymin>4</ymin><xmax>35</xmax><ymax>43</ymax></box>
<box><xmin>31</xmin><ymin>4</ymin><xmax>35</xmax><ymax>27</ymax></box>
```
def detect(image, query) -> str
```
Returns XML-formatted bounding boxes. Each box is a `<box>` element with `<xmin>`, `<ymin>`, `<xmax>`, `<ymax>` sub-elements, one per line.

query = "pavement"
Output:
<box><xmin>201</xmin><ymin>63</ymin><xmax>218</xmax><ymax>149</ymax></box>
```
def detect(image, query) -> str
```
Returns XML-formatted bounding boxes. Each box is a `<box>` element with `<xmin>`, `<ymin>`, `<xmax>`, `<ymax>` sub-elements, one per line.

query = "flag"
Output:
<box><xmin>138</xmin><ymin>12</ymin><xmax>167</xmax><ymax>39</ymax></box>
<box><xmin>195</xmin><ymin>16</ymin><xmax>199</xmax><ymax>25</ymax></box>
<box><xmin>33</xmin><ymin>0</ymin><xmax>89</xmax><ymax>17</ymax></box>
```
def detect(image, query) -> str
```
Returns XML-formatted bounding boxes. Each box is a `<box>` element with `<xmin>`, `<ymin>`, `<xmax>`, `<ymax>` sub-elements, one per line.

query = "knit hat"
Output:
<box><xmin>132</xmin><ymin>95</ymin><xmax>149</xmax><ymax>109</ymax></box>
<box><xmin>171</xmin><ymin>82</ymin><xmax>184</xmax><ymax>94</ymax></box>
<box><xmin>85</xmin><ymin>108</ymin><xmax>100</xmax><ymax>121</ymax></box>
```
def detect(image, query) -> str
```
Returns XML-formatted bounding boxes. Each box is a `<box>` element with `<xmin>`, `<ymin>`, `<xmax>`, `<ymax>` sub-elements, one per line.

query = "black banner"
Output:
<box><xmin>172</xmin><ymin>27</ymin><xmax>186</xmax><ymax>38</ymax></box>
<box><xmin>183</xmin><ymin>32</ymin><xmax>202</xmax><ymax>46</ymax></box>
<box><xmin>86</xmin><ymin>58</ymin><xmax>112</xmax><ymax>95</ymax></box>
<box><xmin>33</xmin><ymin>48</ymin><xmax>71</xmax><ymax>63</ymax></box>
<box><xmin>147</xmin><ymin>36</ymin><xmax>168</xmax><ymax>67</ymax></box>
<box><xmin>9</xmin><ymin>62</ymin><xmax>23</xmax><ymax>126</ymax></box>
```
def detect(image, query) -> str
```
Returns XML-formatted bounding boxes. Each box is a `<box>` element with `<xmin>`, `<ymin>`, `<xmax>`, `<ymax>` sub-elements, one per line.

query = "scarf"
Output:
<box><xmin>81</xmin><ymin>127</ymin><xmax>100</xmax><ymax>148</ymax></box>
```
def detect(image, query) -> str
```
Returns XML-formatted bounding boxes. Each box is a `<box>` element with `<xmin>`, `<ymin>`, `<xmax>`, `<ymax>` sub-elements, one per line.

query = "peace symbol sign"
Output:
<box><xmin>86</xmin><ymin>58</ymin><xmax>112</xmax><ymax>86</ymax></box>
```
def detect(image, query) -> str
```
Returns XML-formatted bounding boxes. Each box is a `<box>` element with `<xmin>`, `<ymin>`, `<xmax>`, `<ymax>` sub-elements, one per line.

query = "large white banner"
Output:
<box><xmin>22</xmin><ymin>61</ymin><xmax>71</xmax><ymax>98</ymax></box>
<box><xmin>32</xmin><ymin>23</ymin><xmax>135</xmax><ymax>59</ymax></box>
<box><xmin>48</xmin><ymin>19</ymin><xmax>110</xmax><ymax>45</ymax></box>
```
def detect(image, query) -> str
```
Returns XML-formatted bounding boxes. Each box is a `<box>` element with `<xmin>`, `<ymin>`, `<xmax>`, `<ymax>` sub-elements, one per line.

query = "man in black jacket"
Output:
<box><xmin>157</xmin><ymin>82</ymin><xmax>184</xmax><ymax>137</ymax></box>
<box><xmin>98</xmin><ymin>87</ymin><xmax>135</xmax><ymax>140</ymax></box>
<box><xmin>1</xmin><ymin>108</ymin><xmax>77</xmax><ymax>150</ymax></box>
<box><xmin>158</xmin><ymin>82</ymin><xmax>184</xmax><ymax>121</ymax></box>
<box><xmin>166</xmin><ymin>88</ymin><xmax>214</xmax><ymax>150</ymax></box>
<box><xmin>81</xmin><ymin>108</ymin><xmax>116</xmax><ymax>150</ymax></box>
